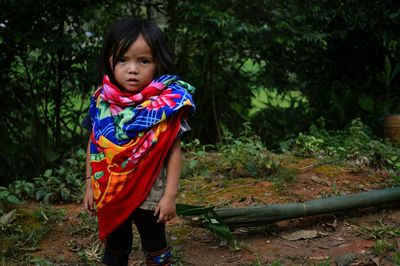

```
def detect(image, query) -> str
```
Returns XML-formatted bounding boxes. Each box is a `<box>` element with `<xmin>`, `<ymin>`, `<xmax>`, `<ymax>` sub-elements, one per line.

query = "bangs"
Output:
<box><xmin>111</xmin><ymin>37</ymin><xmax>131</xmax><ymax>67</ymax></box>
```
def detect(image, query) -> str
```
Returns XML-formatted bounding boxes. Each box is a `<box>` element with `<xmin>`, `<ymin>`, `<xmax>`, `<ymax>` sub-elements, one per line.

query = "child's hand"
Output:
<box><xmin>154</xmin><ymin>196</ymin><xmax>176</xmax><ymax>223</ymax></box>
<box><xmin>83</xmin><ymin>185</ymin><xmax>96</xmax><ymax>215</ymax></box>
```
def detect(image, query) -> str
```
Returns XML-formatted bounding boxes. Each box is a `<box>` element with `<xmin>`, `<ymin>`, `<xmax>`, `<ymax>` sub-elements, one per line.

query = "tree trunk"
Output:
<box><xmin>54</xmin><ymin>21</ymin><xmax>65</xmax><ymax>149</ymax></box>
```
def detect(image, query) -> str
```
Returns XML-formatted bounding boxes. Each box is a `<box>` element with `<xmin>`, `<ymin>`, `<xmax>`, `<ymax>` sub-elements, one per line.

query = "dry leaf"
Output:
<box><xmin>309</xmin><ymin>256</ymin><xmax>329</xmax><ymax>261</ymax></box>
<box><xmin>311</xmin><ymin>175</ymin><xmax>331</xmax><ymax>186</ymax></box>
<box><xmin>281</xmin><ymin>229</ymin><xmax>318</xmax><ymax>241</ymax></box>
<box><xmin>371</xmin><ymin>257</ymin><xmax>380</xmax><ymax>265</ymax></box>
<box><xmin>0</xmin><ymin>209</ymin><xmax>16</xmax><ymax>225</ymax></box>
<box><xmin>225</xmin><ymin>254</ymin><xmax>243</xmax><ymax>262</ymax></box>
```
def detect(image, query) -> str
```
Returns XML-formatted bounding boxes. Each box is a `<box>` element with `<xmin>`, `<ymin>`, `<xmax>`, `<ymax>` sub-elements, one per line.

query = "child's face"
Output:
<box><xmin>112</xmin><ymin>35</ymin><xmax>156</xmax><ymax>93</ymax></box>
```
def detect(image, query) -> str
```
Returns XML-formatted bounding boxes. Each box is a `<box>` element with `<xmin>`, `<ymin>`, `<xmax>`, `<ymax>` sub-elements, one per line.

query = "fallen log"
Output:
<box><xmin>177</xmin><ymin>186</ymin><xmax>400</xmax><ymax>233</ymax></box>
<box><xmin>214</xmin><ymin>186</ymin><xmax>400</xmax><ymax>228</ymax></box>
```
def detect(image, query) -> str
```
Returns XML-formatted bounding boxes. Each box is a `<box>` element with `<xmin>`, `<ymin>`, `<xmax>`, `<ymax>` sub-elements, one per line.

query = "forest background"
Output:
<box><xmin>1</xmin><ymin>0</ymin><xmax>399</xmax><ymax>184</ymax></box>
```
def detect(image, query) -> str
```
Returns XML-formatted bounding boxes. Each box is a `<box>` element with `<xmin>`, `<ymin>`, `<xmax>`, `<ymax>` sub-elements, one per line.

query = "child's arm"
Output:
<box><xmin>155</xmin><ymin>138</ymin><xmax>182</xmax><ymax>223</ymax></box>
<box><xmin>83</xmin><ymin>140</ymin><xmax>95</xmax><ymax>215</ymax></box>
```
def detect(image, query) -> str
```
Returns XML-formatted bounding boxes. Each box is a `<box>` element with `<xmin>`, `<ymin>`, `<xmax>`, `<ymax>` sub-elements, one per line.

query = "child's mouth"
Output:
<box><xmin>127</xmin><ymin>79</ymin><xmax>139</xmax><ymax>85</ymax></box>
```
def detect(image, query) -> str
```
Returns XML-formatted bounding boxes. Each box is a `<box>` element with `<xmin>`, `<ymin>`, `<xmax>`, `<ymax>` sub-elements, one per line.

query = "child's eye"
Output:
<box><xmin>140</xmin><ymin>58</ymin><xmax>152</xmax><ymax>65</ymax></box>
<box><xmin>117</xmin><ymin>58</ymin><xmax>127</xmax><ymax>63</ymax></box>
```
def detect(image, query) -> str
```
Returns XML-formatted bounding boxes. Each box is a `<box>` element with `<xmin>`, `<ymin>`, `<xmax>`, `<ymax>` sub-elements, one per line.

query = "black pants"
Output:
<box><xmin>102</xmin><ymin>208</ymin><xmax>167</xmax><ymax>266</ymax></box>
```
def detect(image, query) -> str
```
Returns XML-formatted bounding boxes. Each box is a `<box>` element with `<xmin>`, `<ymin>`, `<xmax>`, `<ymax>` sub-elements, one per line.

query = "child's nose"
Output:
<box><xmin>128</xmin><ymin>63</ymin><xmax>138</xmax><ymax>74</ymax></box>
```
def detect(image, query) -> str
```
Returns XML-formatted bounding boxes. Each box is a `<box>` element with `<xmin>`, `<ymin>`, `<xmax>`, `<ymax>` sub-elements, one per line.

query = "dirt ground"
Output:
<box><xmin>31</xmin><ymin>158</ymin><xmax>400</xmax><ymax>266</ymax></box>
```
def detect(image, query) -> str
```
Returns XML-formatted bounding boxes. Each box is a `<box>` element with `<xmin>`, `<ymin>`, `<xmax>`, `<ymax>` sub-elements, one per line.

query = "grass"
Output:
<box><xmin>357</xmin><ymin>220</ymin><xmax>400</xmax><ymax>239</ymax></box>
<box><xmin>0</xmin><ymin>204</ymin><xmax>65</xmax><ymax>264</ymax></box>
<box><xmin>395</xmin><ymin>252</ymin><xmax>400</xmax><ymax>266</ymax></box>
<box><xmin>372</xmin><ymin>239</ymin><xmax>392</xmax><ymax>257</ymax></box>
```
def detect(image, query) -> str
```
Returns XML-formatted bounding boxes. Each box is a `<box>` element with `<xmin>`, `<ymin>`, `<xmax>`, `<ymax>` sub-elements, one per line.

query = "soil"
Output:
<box><xmin>29</xmin><ymin>158</ymin><xmax>400</xmax><ymax>265</ymax></box>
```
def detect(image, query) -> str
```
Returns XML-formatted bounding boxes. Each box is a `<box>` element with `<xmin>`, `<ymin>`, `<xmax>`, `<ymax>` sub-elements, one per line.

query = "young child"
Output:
<box><xmin>82</xmin><ymin>18</ymin><xmax>195</xmax><ymax>266</ymax></box>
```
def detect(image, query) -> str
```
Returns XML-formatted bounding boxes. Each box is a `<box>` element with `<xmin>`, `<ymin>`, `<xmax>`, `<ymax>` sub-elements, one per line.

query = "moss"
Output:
<box><xmin>0</xmin><ymin>204</ymin><xmax>53</xmax><ymax>259</ymax></box>
<box><xmin>314</xmin><ymin>164</ymin><xmax>344</xmax><ymax>177</ymax></box>
<box><xmin>168</xmin><ymin>225</ymin><xmax>193</xmax><ymax>246</ymax></box>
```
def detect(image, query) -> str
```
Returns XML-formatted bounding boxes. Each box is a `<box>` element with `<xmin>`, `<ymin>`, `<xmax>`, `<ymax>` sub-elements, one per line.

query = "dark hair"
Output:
<box><xmin>98</xmin><ymin>18</ymin><xmax>174</xmax><ymax>83</ymax></box>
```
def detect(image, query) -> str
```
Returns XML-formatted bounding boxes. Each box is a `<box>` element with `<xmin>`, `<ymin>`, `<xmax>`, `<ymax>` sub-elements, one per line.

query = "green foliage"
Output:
<box><xmin>173</xmin><ymin>1</ymin><xmax>266</xmax><ymax>142</ymax></box>
<box><xmin>395</xmin><ymin>252</ymin><xmax>400</xmax><ymax>266</ymax></box>
<box><xmin>0</xmin><ymin>209</ymin><xmax>19</xmax><ymax>239</ymax></box>
<box><xmin>0</xmin><ymin>205</ymin><xmax>63</xmax><ymax>261</ymax></box>
<box><xmin>33</xmin><ymin>169</ymin><xmax>79</xmax><ymax>203</ymax></box>
<box><xmin>176</xmin><ymin>204</ymin><xmax>234</xmax><ymax>242</ymax></box>
<box><xmin>250</xmin><ymin>95</ymin><xmax>311</xmax><ymax>151</ymax></box>
<box><xmin>0</xmin><ymin>187</ymin><xmax>22</xmax><ymax>205</ymax></box>
<box><xmin>181</xmin><ymin>139</ymin><xmax>215</xmax><ymax>179</ymax></box>
<box><xmin>218</xmin><ymin>123</ymin><xmax>279</xmax><ymax>178</ymax></box>
<box><xmin>182</xmin><ymin>125</ymin><xmax>296</xmax><ymax>193</ymax></box>
<box><xmin>32</xmin><ymin>149</ymin><xmax>86</xmax><ymax>203</ymax></box>
<box><xmin>268</xmin><ymin>168</ymin><xmax>297</xmax><ymax>191</ymax></box>
<box><xmin>294</xmin><ymin>118</ymin><xmax>400</xmax><ymax>178</ymax></box>
<box><xmin>69</xmin><ymin>211</ymin><xmax>101</xmax><ymax>265</ymax></box>
<box><xmin>358</xmin><ymin>220</ymin><xmax>400</xmax><ymax>239</ymax></box>
<box><xmin>10</xmin><ymin>180</ymin><xmax>35</xmax><ymax>200</ymax></box>
<box><xmin>70</xmin><ymin>211</ymin><xmax>98</xmax><ymax>237</ymax></box>
<box><xmin>313</xmin><ymin>259</ymin><xmax>331</xmax><ymax>266</ymax></box>
<box><xmin>30</xmin><ymin>257</ymin><xmax>57</xmax><ymax>266</ymax></box>
<box><xmin>0</xmin><ymin>0</ymin><xmax>103</xmax><ymax>182</ymax></box>
<box><xmin>2</xmin><ymin>0</ymin><xmax>400</xmax><ymax>184</ymax></box>
<box><xmin>268</xmin><ymin>260</ymin><xmax>283</xmax><ymax>266</ymax></box>
<box><xmin>34</xmin><ymin>205</ymin><xmax>65</xmax><ymax>224</ymax></box>
<box><xmin>0</xmin><ymin>149</ymin><xmax>85</xmax><ymax>205</ymax></box>
<box><xmin>372</xmin><ymin>239</ymin><xmax>394</xmax><ymax>257</ymax></box>
<box><xmin>182</xmin><ymin>123</ymin><xmax>289</xmax><ymax>183</ymax></box>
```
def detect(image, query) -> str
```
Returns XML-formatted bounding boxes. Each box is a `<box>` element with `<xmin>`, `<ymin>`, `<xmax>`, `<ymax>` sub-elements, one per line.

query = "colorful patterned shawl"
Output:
<box><xmin>88</xmin><ymin>75</ymin><xmax>195</xmax><ymax>240</ymax></box>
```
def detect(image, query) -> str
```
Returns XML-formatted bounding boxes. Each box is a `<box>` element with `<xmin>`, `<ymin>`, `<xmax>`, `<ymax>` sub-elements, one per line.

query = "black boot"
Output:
<box><xmin>144</xmin><ymin>247</ymin><xmax>172</xmax><ymax>266</ymax></box>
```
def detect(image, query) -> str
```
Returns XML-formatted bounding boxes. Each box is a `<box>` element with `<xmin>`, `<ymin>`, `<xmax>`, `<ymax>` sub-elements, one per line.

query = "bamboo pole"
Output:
<box><xmin>214</xmin><ymin>186</ymin><xmax>400</xmax><ymax>228</ymax></box>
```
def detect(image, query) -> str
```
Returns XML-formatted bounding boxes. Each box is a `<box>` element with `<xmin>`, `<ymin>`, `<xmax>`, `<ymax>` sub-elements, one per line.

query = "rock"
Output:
<box><xmin>335</xmin><ymin>252</ymin><xmax>356</xmax><ymax>266</ymax></box>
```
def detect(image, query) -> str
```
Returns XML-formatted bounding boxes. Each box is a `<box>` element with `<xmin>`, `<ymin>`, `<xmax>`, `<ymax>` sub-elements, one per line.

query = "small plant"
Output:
<box><xmin>33</xmin><ymin>149</ymin><xmax>86</xmax><ymax>203</ymax></box>
<box><xmin>250</xmin><ymin>256</ymin><xmax>263</xmax><ymax>266</ymax></box>
<box><xmin>30</xmin><ymin>256</ymin><xmax>56</xmax><ymax>265</ymax></box>
<box><xmin>70</xmin><ymin>211</ymin><xmax>98</xmax><ymax>237</ymax></box>
<box><xmin>181</xmin><ymin>139</ymin><xmax>215</xmax><ymax>179</ymax></box>
<box><xmin>69</xmin><ymin>211</ymin><xmax>101</xmax><ymax>265</ymax></box>
<box><xmin>0</xmin><ymin>206</ymin><xmax>56</xmax><ymax>260</ymax></box>
<box><xmin>3</xmin><ymin>148</ymin><xmax>86</xmax><ymax>204</ymax></box>
<box><xmin>268</xmin><ymin>259</ymin><xmax>283</xmax><ymax>266</ymax></box>
<box><xmin>231</xmin><ymin>239</ymin><xmax>242</xmax><ymax>251</ymax></box>
<box><xmin>268</xmin><ymin>167</ymin><xmax>297</xmax><ymax>190</ymax></box>
<box><xmin>394</xmin><ymin>251</ymin><xmax>400</xmax><ymax>266</ymax></box>
<box><xmin>0</xmin><ymin>209</ymin><xmax>21</xmax><ymax>239</ymax></box>
<box><xmin>294</xmin><ymin>118</ymin><xmax>400</xmax><ymax>178</ymax></box>
<box><xmin>10</xmin><ymin>180</ymin><xmax>35</xmax><ymax>200</ymax></box>
<box><xmin>373</xmin><ymin>239</ymin><xmax>390</xmax><ymax>257</ymax></box>
<box><xmin>0</xmin><ymin>186</ymin><xmax>22</xmax><ymax>205</ymax></box>
<box><xmin>171</xmin><ymin>246</ymin><xmax>185</xmax><ymax>266</ymax></box>
<box><xmin>34</xmin><ymin>205</ymin><xmax>65</xmax><ymax>224</ymax></box>
<box><xmin>218</xmin><ymin>123</ymin><xmax>279</xmax><ymax>178</ymax></box>
<box><xmin>357</xmin><ymin>220</ymin><xmax>400</xmax><ymax>239</ymax></box>
<box><xmin>313</xmin><ymin>258</ymin><xmax>331</xmax><ymax>266</ymax></box>
<box><xmin>182</xmin><ymin>124</ymin><xmax>284</xmax><ymax>182</ymax></box>
<box><xmin>80</xmin><ymin>242</ymin><xmax>102</xmax><ymax>263</ymax></box>
<box><xmin>33</xmin><ymin>167</ymin><xmax>81</xmax><ymax>203</ymax></box>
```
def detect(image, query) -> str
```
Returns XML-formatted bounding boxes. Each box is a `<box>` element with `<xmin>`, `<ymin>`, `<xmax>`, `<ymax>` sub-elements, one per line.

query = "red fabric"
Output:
<box><xmin>94</xmin><ymin>111</ymin><xmax>184</xmax><ymax>240</ymax></box>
